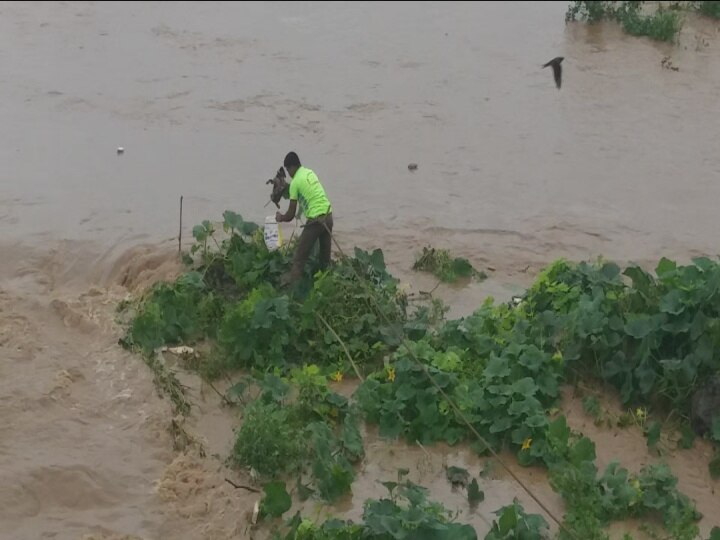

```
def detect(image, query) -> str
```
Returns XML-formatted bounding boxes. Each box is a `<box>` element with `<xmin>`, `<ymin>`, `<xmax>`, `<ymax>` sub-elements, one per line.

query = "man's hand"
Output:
<box><xmin>277</xmin><ymin>200</ymin><xmax>297</xmax><ymax>223</ymax></box>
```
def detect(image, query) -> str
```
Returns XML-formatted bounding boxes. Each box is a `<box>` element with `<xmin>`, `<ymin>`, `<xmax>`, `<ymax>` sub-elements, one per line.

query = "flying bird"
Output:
<box><xmin>542</xmin><ymin>56</ymin><xmax>564</xmax><ymax>89</ymax></box>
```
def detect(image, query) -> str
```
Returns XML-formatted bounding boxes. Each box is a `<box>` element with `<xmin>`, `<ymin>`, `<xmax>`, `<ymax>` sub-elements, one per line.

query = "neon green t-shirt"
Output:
<box><xmin>289</xmin><ymin>166</ymin><xmax>332</xmax><ymax>219</ymax></box>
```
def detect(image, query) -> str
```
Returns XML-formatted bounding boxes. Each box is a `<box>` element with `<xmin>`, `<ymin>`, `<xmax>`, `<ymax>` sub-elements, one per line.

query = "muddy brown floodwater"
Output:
<box><xmin>1</xmin><ymin>1</ymin><xmax>720</xmax><ymax>539</ymax></box>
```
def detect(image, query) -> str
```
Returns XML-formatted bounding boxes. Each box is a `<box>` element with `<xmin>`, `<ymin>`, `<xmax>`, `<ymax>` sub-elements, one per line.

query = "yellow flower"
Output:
<box><xmin>521</xmin><ymin>438</ymin><xmax>532</xmax><ymax>451</ymax></box>
<box><xmin>330</xmin><ymin>370</ymin><xmax>343</xmax><ymax>382</ymax></box>
<box><xmin>635</xmin><ymin>407</ymin><xmax>647</xmax><ymax>421</ymax></box>
<box><xmin>552</xmin><ymin>351</ymin><xmax>563</xmax><ymax>363</ymax></box>
<box><xmin>387</xmin><ymin>367</ymin><xmax>396</xmax><ymax>383</ymax></box>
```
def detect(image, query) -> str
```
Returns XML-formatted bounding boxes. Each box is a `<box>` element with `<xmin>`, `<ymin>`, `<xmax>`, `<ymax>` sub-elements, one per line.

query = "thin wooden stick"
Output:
<box><xmin>224</xmin><ymin>478</ymin><xmax>260</xmax><ymax>493</ymax></box>
<box><xmin>178</xmin><ymin>196</ymin><xmax>184</xmax><ymax>253</ymax></box>
<box><xmin>207</xmin><ymin>380</ymin><xmax>233</xmax><ymax>406</ymax></box>
<box><xmin>317</xmin><ymin>313</ymin><xmax>364</xmax><ymax>381</ymax></box>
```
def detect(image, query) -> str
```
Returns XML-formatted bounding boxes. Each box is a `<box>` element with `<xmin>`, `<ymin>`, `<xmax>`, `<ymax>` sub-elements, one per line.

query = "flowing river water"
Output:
<box><xmin>1</xmin><ymin>2</ymin><xmax>720</xmax><ymax>538</ymax></box>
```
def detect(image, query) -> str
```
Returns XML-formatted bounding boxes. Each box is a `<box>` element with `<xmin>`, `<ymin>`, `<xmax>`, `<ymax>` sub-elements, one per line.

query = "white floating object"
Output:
<box><xmin>167</xmin><ymin>346</ymin><xmax>195</xmax><ymax>355</ymax></box>
<box><xmin>117</xmin><ymin>147</ymin><xmax>124</xmax><ymax>154</ymax></box>
<box><xmin>157</xmin><ymin>345</ymin><xmax>195</xmax><ymax>355</ymax></box>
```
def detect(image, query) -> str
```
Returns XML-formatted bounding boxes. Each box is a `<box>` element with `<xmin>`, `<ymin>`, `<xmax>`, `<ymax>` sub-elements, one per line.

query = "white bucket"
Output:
<box><xmin>264</xmin><ymin>216</ymin><xmax>283</xmax><ymax>251</ymax></box>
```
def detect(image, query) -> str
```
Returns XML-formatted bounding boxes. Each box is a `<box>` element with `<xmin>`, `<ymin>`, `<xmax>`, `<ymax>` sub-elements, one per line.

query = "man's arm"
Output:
<box><xmin>276</xmin><ymin>200</ymin><xmax>297</xmax><ymax>223</ymax></box>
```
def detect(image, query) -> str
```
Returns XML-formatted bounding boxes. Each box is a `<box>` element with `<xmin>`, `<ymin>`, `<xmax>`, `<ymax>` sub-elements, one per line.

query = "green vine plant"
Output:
<box><xmin>413</xmin><ymin>246</ymin><xmax>487</xmax><ymax>283</ymax></box>
<box><xmin>565</xmin><ymin>1</ymin><xmax>720</xmax><ymax>43</ymax></box>
<box><xmin>121</xmin><ymin>211</ymin><xmax>720</xmax><ymax>538</ymax></box>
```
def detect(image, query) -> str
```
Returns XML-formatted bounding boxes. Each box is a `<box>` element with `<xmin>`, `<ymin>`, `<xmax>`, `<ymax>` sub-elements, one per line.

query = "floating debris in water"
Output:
<box><xmin>661</xmin><ymin>56</ymin><xmax>679</xmax><ymax>71</ymax></box>
<box><xmin>408</xmin><ymin>163</ymin><xmax>418</xmax><ymax>171</ymax></box>
<box><xmin>117</xmin><ymin>146</ymin><xmax>125</xmax><ymax>154</ymax></box>
<box><xmin>160</xmin><ymin>346</ymin><xmax>195</xmax><ymax>355</ymax></box>
<box><xmin>445</xmin><ymin>465</ymin><xmax>470</xmax><ymax>490</ymax></box>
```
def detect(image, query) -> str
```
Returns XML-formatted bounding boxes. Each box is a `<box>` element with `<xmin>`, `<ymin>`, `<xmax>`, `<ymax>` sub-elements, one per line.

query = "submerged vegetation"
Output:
<box><xmin>412</xmin><ymin>246</ymin><xmax>487</xmax><ymax>283</ymax></box>
<box><xmin>566</xmin><ymin>1</ymin><xmax>720</xmax><ymax>42</ymax></box>
<box><xmin>120</xmin><ymin>211</ymin><xmax>720</xmax><ymax>539</ymax></box>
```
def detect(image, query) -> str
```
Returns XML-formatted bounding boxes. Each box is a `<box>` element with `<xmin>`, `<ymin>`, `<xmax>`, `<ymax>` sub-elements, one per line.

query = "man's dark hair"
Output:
<box><xmin>284</xmin><ymin>151</ymin><xmax>301</xmax><ymax>169</ymax></box>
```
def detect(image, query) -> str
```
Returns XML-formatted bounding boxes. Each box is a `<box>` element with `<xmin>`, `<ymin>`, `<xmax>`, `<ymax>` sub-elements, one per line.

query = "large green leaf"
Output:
<box><xmin>518</xmin><ymin>346</ymin><xmax>546</xmax><ymax>372</ymax></box>
<box><xmin>678</xmin><ymin>424</ymin><xmax>696</xmax><ymax>449</ymax></box>
<box><xmin>450</xmin><ymin>525</ymin><xmax>478</xmax><ymax>540</ymax></box>
<box><xmin>656</xmin><ymin>257</ymin><xmax>677</xmax><ymax>278</ymax></box>
<box><xmin>711</xmin><ymin>417</ymin><xmax>720</xmax><ymax>443</ymax></box>
<box><xmin>634</xmin><ymin>361</ymin><xmax>658</xmax><ymax>396</ymax></box>
<box><xmin>511</xmin><ymin>377</ymin><xmax>538</xmax><ymax>396</ymax></box>
<box><xmin>484</xmin><ymin>356</ymin><xmax>511</xmax><ymax>379</ymax></box>
<box><xmin>489</xmin><ymin>417</ymin><xmax>512</xmax><ymax>433</ymax></box>
<box><xmin>536</xmin><ymin>372</ymin><xmax>559</xmax><ymax>398</ymax></box>
<box><xmin>645</xmin><ymin>421</ymin><xmax>662</xmax><ymax>449</ymax></box>
<box><xmin>192</xmin><ymin>224</ymin><xmax>208</xmax><ymax>242</ymax></box>
<box><xmin>452</xmin><ymin>257</ymin><xmax>475</xmax><ymax>278</ymax></box>
<box><xmin>176</xmin><ymin>271</ymin><xmax>205</xmax><ymax>289</ymax></box>
<box><xmin>547</xmin><ymin>416</ymin><xmax>570</xmax><ymax>446</ymax></box>
<box><xmin>710</xmin><ymin>454</ymin><xmax>720</xmax><ymax>480</ymax></box>
<box><xmin>497</xmin><ymin>504</ymin><xmax>518</xmax><ymax>532</ymax></box>
<box><xmin>508</xmin><ymin>396</ymin><xmax>543</xmax><ymax>417</ymax></box>
<box><xmin>222</xmin><ymin>210</ymin><xmax>244</xmax><ymax>232</ymax></box>
<box><xmin>341</xmin><ymin>412</ymin><xmax>365</xmax><ymax>461</ymax></box>
<box><xmin>659</xmin><ymin>289</ymin><xmax>684</xmax><ymax>315</ymax></box>
<box><xmin>395</xmin><ymin>383</ymin><xmax>415</xmax><ymax>402</ymax></box>
<box><xmin>569</xmin><ymin>437</ymin><xmax>596</xmax><ymax>465</ymax></box>
<box><xmin>692</xmin><ymin>257</ymin><xmax>714</xmax><ymax>272</ymax></box>
<box><xmin>260</xmin><ymin>481</ymin><xmax>291</xmax><ymax>518</ymax></box>
<box><xmin>624</xmin><ymin>265</ymin><xmax>654</xmax><ymax>297</ymax></box>
<box><xmin>525</xmin><ymin>414</ymin><xmax>548</xmax><ymax>428</ymax></box>
<box><xmin>625</xmin><ymin>315</ymin><xmax>657</xmax><ymax>339</ymax></box>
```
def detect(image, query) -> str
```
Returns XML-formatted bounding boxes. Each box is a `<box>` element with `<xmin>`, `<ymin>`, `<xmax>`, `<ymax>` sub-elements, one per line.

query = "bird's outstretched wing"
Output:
<box><xmin>542</xmin><ymin>57</ymin><xmax>563</xmax><ymax>89</ymax></box>
<box><xmin>552</xmin><ymin>63</ymin><xmax>562</xmax><ymax>89</ymax></box>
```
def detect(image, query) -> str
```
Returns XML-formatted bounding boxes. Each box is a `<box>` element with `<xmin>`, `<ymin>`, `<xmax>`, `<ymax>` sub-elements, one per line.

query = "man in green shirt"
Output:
<box><xmin>276</xmin><ymin>151</ymin><xmax>333</xmax><ymax>284</ymax></box>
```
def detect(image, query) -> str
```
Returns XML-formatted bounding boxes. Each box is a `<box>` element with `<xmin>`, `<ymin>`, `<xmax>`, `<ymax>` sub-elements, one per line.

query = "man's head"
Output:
<box><xmin>283</xmin><ymin>151</ymin><xmax>301</xmax><ymax>178</ymax></box>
